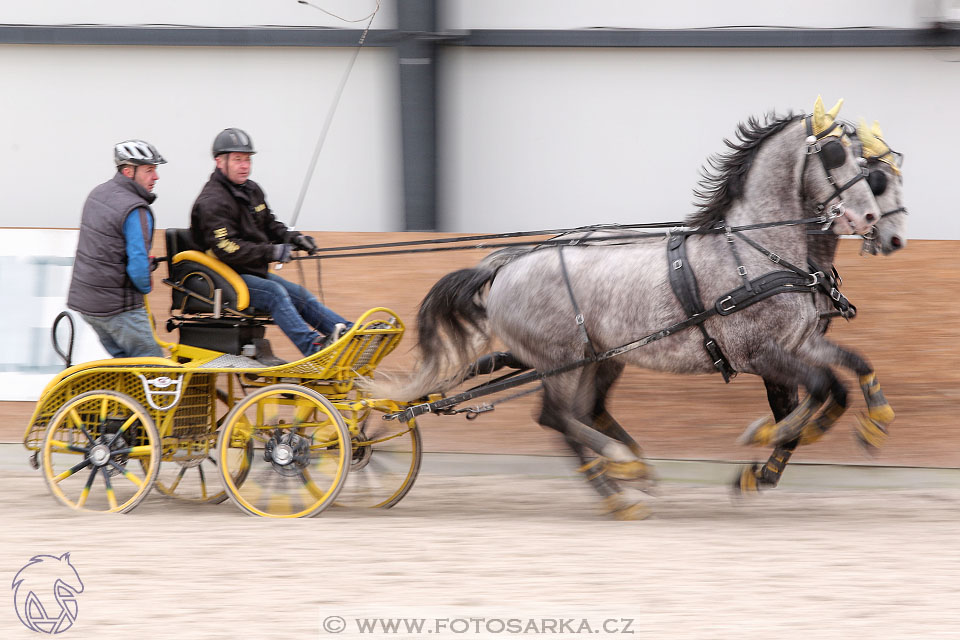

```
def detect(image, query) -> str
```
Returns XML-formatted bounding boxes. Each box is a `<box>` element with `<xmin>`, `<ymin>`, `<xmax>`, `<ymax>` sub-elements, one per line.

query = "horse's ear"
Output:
<box><xmin>826</xmin><ymin>98</ymin><xmax>843</xmax><ymax>121</ymax></box>
<box><xmin>811</xmin><ymin>96</ymin><xmax>843</xmax><ymax>135</ymax></box>
<box><xmin>858</xmin><ymin>117</ymin><xmax>888</xmax><ymax>159</ymax></box>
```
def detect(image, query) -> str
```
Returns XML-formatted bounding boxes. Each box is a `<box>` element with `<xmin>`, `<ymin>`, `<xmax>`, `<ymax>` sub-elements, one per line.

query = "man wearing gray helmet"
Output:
<box><xmin>190</xmin><ymin>128</ymin><xmax>350</xmax><ymax>358</ymax></box>
<box><xmin>66</xmin><ymin>140</ymin><xmax>166</xmax><ymax>358</ymax></box>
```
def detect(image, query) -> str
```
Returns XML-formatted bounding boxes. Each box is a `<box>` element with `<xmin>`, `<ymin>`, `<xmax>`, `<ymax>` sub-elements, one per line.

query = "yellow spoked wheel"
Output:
<box><xmin>336</xmin><ymin>416</ymin><xmax>422</xmax><ymax>509</ymax></box>
<box><xmin>217</xmin><ymin>384</ymin><xmax>350</xmax><ymax>518</ymax></box>
<box><xmin>41</xmin><ymin>390</ymin><xmax>160</xmax><ymax>513</ymax></box>
<box><xmin>151</xmin><ymin>390</ymin><xmax>251</xmax><ymax>504</ymax></box>
<box><xmin>151</xmin><ymin>437</ymin><xmax>252</xmax><ymax>504</ymax></box>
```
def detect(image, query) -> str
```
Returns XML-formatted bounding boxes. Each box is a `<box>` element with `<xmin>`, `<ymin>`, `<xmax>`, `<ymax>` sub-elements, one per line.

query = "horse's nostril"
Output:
<box><xmin>865</xmin><ymin>213</ymin><xmax>877</xmax><ymax>223</ymax></box>
<box><xmin>891</xmin><ymin>236</ymin><xmax>902</xmax><ymax>248</ymax></box>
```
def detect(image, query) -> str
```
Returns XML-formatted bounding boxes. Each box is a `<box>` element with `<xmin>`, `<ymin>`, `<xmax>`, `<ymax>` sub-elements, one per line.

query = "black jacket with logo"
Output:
<box><xmin>190</xmin><ymin>169</ymin><xmax>296</xmax><ymax>277</ymax></box>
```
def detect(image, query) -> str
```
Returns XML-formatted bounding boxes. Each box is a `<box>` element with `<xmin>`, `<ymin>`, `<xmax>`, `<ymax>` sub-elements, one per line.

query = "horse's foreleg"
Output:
<box><xmin>737</xmin><ymin>380</ymin><xmax>800</xmax><ymax>493</ymax></box>
<box><xmin>737</xmin><ymin>343</ymin><xmax>836</xmax><ymax>447</ymax></box>
<box><xmin>799</xmin><ymin>337</ymin><xmax>893</xmax><ymax>453</ymax></box>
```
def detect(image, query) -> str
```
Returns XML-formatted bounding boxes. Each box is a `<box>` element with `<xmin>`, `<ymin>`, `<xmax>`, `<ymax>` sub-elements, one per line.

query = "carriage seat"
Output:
<box><xmin>165</xmin><ymin>228</ymin><xmax>270</xmax><ymax>318</ymax></box>
<box><xmin>164</xmin><ymin>228</ymin><xmax>274</xmax><ymax>357</ymax></box>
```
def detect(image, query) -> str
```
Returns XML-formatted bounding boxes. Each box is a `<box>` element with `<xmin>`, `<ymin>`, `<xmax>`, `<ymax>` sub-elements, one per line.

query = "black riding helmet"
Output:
<box><xmin>212</xmin><ymin>128</ymin><xmax>257</xmax><ymax>158</ymax></box>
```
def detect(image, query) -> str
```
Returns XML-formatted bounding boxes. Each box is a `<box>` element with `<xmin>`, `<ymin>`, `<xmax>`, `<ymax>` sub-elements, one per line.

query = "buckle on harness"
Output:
<box><xmin>830</xmin><ymin>287</ymin><xmax>842</xmax><ymax>301</ymax></box>
<box><xmin>672</xmin><ymin>259</ymin><xmax>682</xmax><ymax>270</ymax></box>
<box><xmin>769</xmin><ymin>253</ymin><xmax>781</xmax><ymax>264</ymax></box>
<box><xmin>718</xmin><ymin>296</ymin><xmax>736</xmax><ymax>312</ymax></box>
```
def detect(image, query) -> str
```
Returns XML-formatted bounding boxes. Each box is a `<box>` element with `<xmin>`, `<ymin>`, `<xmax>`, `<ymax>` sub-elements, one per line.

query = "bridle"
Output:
<box><xmin>799</xmin><ymin>116</ymin><xmax>870</xmax><ymax>226</ymax></box>
<box><xmin>853</xmin><ymin>130</ymin><xmax>908</xmax><ymax>253</ymax></box>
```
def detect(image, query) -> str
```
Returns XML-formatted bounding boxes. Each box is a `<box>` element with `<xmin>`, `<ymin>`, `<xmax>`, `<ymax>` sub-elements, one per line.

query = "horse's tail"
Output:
<box><xmin>365</xmin><ymin>263</ymin><xmax>501</xmax><ymax>401</ymax></box>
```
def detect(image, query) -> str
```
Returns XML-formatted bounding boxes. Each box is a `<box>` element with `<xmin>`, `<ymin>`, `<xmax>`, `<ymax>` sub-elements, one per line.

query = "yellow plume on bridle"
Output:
<box><xmin>812</xmin><ymin>95</ymin><xmax>844</xmax><ymax>137</ymax></box>
<box><xmin>857</xmin><ymin>118</ymin><xmax>901</xmax><ymax>176</ymax></box>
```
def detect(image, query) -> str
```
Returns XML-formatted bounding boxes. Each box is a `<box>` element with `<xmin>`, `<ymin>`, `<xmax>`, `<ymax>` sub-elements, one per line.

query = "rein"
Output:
<box><xmin>291</xmin><ymin>214</ymin><xmax>838</xmax><ymax>262</ymax></box>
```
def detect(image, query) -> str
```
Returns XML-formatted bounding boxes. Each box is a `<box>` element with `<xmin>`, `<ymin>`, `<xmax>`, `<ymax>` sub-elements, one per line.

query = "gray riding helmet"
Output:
<box><xmin>114</xmin><ymin>139</ymin><xmax>166</xmax><ymax>166</ymax></box>
<box><xmin>212</xmin><ymin>128</ymin><xmax>257</xmax><ymax>158</ymax></box>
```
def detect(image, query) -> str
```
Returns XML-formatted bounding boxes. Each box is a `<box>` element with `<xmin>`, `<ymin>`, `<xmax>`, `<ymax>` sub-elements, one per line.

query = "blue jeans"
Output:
<box><xmin>81</xmin><ymin>307</ymin><xmax>163</xmax><ymax>359</ymax></box>
<box><xmin>240</xmin><ymin>273</ymin><xmax>349</xmax><ymax>356</ymax></box>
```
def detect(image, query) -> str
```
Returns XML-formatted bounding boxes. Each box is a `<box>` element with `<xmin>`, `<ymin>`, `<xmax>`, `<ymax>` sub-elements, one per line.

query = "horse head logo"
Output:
<box><xmin>11</xmin><ymin>553</ymin><xmax>84</xmax><ymax>634</ymax></box>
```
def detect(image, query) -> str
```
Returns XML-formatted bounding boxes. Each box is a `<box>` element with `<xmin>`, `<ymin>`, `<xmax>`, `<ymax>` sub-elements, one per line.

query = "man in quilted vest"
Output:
<box><xmin>66</xmin><ymin>140</ymin><xmax>166</xmax><ymax>359</ymax></box>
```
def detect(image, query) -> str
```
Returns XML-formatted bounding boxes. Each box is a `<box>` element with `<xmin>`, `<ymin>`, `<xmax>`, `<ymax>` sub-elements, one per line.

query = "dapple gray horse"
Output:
<box><xmin>373</xmin><ymin>98</ymin><xmax>883</xmax><ymax>518</ymax></box>
<box><xmin>741</xmin><ymin>118</ymin><xmax>907</xmax><ymax>492</ymax></box>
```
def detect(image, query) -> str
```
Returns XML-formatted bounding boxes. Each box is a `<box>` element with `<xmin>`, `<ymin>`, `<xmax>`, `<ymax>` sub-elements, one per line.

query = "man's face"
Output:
<box><xmin>216</xmin><ymin>152</ymin><xmax>253</xmax><ymax>185</ymax></box>
<box><xmin>125</xmin><ymin>164</ymin><xmax>159</xmax><ymax>192</ymax></box>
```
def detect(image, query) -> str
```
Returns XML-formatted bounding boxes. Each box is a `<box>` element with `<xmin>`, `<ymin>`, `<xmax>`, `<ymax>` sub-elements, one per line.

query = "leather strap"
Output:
<box><xmin>667</xmin><ymin>234</ymin><xmax>736</xmax><ymax>382</ymax></box>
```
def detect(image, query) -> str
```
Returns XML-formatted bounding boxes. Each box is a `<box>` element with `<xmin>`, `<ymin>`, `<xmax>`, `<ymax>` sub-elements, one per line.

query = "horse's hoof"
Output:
<box><xmin>868</xmin><ymin>403</ymin><xmax>895</xmax><ymax>425</ymax></box>
<box><xmin>603</xmin><ymin>491</ymin><xmax>651</xmax><ymax>521</ymax></box>
<box><xmin>603</xmin><ymin>459</ymin><xmax>655</xmax><ymax>483</ymax></box>
<box><xmin>798</xmin><ymin>422</ymin><xmax>829</xmax><ymax>446</ymax></box>
<box><xmin>610</xmin><ymin>503</ymin><xmax>651</xmax><ymax>521</ymax></box>
<box><xmin>737</xmin><ymin>416</ymin><xmax>777</xmax><ymax>447</ymax></box>
<box><xmin>854</xmin><ymin>413</ymin><xmax>888</xmax><ymax>455</ymax></box>
<box><xmin>731</xmin><ymin>463</ymin><xmax>761</xmax><ymax>496</ymax></box>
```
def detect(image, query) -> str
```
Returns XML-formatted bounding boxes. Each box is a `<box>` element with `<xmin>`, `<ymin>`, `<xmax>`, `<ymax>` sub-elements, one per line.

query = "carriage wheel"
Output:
<box><xmin>41</xmin><ymin>390</ymin><xmax>160</xmax><ymax>513</ymax></box>
<box><xmin>150</xmin><ymin>439</ymin><xmax>253</xmax><ymax>504</ymax></box>
<box><xmin>150</xmin><ymin>389</ymin><xmax>251</xmax><ymax>504</ymax></box>
<box><xmin>217</xmin><ymin>384</ymin><xmax>350</xmax><ymax>518</ymax></box>
<box><xmin>336</xmin><ymin>416</ymin><xmax>422</xmax><ymax>509</ymax></box>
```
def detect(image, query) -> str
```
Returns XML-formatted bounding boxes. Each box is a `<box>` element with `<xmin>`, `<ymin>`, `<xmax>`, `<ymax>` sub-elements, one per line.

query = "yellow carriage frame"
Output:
<box><xmin>23</xmin><ymin>241</ymin><xmax>423</xmax><ymax>518</ymax></box>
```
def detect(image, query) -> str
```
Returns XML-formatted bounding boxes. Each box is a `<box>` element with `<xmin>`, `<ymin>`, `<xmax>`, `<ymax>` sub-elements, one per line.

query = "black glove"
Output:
<box><xmin>149</xmin><ymin>256</ymin><xmax>160</xmax><ymax>272</ymax></box>
<box><xmin>272</xmin><ymin>244</ymin><xmax>292</xmax><ymax>263</ymax></box>
<box><xmin>292</xmin><ymin>234</ymin><xmax>318</xmax><ymax>255</ymax></box>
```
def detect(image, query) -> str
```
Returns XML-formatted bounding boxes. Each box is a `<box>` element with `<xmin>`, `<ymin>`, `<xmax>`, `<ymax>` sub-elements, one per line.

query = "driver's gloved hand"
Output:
<box><xmin>292</xmin><ymin>234</ymin><xmax>318</xmax><ymax>255</ymax></box>
<box><xmin>272</xmin><ymin>244</ymin><xmax>292</xmax><ymax>263</ymax></box>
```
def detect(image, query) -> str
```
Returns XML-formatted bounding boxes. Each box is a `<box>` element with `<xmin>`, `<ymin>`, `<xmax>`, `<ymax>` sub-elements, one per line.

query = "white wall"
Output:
<box><xmin>0</xmin><ymin>0</ymin><xmax>397</xmax><ymax>28</ymax></box>
<box><xmin>439</xmin><ymin>46</ymin><xmax>956</xmax><ymax>239</ymax></box>
<box><xmin>0</xmin><ymin>43</ymin><xmax>403</xmax><ymax>232</ymax></box>
<box><xmin>442</xmin><ymin>0</ymin><xmax>923</xmax><ymax>29</ymax></box>
<box><xmin>0</xmin><ymin>0</ymin><xmax>953</xmax><ymax>239</ymax></box>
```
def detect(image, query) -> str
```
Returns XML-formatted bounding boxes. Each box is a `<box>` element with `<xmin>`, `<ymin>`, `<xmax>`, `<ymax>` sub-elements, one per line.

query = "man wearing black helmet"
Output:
<box><xmin>66</xmin><ymin>139</ymin><xmax>166</xmax><ymax>358</ymax></box>
<box><xmin>190</xmin><ymin>128</ymin><xmax>350</xmax><ymax>358</ymax></box>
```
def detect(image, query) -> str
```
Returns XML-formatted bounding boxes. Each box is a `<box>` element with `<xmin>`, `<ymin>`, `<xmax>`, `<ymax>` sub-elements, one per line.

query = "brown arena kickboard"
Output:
<box><xmin>2</xmin><ymin>232</ymin><xmax>957</xmax><ymax>469</ymax></box>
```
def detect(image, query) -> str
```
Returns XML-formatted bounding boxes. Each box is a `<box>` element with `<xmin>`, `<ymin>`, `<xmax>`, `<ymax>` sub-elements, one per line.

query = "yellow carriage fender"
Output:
<box><xmin>172</xmin><ymin>250</ymin><xmax>250</xmax><ymax>311</ymax></box>
<box><xmin>35</xmin><ymin>357</ymin><xmax>184</xmax><ymax>400</ymax></box>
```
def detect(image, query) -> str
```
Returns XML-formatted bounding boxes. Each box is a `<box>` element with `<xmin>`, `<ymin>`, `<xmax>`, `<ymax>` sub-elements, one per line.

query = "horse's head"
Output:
<box><xmin>799</xmin><ymin>96</ymin><xmax>879</xmax><ymax>236</ymax></box>
<box><xmin>856</xmin><ymin>119</ymin><xmax>907</xmax><ymax>254</ymax></box>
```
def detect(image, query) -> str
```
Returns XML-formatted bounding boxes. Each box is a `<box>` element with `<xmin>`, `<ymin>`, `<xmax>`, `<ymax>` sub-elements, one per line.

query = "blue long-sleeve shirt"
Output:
<box><xmin>123</xmin><ymin>207</ymin><xmax>153</xmax><ymax>294</ymax></box>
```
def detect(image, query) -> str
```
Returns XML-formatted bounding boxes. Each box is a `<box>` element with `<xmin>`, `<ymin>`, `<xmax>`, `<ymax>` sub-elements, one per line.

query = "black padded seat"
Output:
<box><xmin>164</xmin><ymin>228</ymin><xmax>271</xmax><ymax>318</ymax></box>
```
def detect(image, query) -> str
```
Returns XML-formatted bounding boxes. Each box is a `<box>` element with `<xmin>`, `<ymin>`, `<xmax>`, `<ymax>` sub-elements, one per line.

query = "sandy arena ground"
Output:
<box><xmin>2</xmin><ymin>471</ymin><xmax>960</xmax><ymax>639</ymax></box>
<box><xmin>2</xmin><ymin>235</ymin><xmax>958</xmax><ymax>638</ymax></box>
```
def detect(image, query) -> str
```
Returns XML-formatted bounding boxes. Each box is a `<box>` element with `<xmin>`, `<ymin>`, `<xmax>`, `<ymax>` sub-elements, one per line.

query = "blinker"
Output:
<box><xmin>867</xmin><ymin>170</ymin><xmax>888</xmax><ymax>196</ymax></box>
<box><xmin>819</xmin><ymin>139</ymin><xmax>846</xmax><ymax>171</ymax></box>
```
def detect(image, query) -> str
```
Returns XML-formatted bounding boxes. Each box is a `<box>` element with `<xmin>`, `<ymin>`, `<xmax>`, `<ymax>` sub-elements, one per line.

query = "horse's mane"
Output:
<box><xmin>687</xmin><ymin>112</ymin><xmax>801</xmax><ymax>229</ymax></box>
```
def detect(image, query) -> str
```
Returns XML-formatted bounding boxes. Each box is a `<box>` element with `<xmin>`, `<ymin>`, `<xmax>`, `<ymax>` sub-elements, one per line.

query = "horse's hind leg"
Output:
<box><xmin>589</xmin><ymin>361</ymin><xmax>656</xmax><ymax>488</ymax></box>
<box><xmin>566</xmin><ymin>438</ymin><xmax>650</xmax><ymax>520</ymax></box>
<box><xmin>538</xmin><ymin>372</ymin><xmax>649</xmax><ymax>520</ymax></box>
<box><xmin>798</xmin><ymin>337</ymin><xmax>894</xmax><ymax>453</ymax></box>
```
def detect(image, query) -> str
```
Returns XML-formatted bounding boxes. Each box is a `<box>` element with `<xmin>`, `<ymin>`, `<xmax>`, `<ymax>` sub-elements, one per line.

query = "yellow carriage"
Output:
<box><xmin>22</xmin><ymin>230</ymin><xmax>422</xmax><ymax>518</ymax></box>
